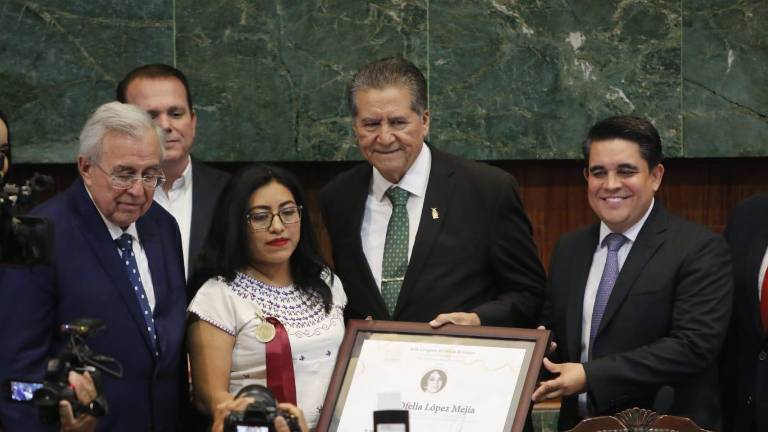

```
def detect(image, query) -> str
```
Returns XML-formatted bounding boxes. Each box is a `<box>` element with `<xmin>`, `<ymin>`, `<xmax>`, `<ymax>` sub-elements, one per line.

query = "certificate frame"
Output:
<box><xmin>317</xmin><ymin>320</ymin><xmax>550</xmax><ymax>432</ymax></box>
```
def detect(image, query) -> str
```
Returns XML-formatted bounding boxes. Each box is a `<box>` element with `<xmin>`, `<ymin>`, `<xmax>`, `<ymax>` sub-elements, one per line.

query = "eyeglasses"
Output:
<box><xmin>245</xmin><ymin>206</ymin><xmax>302</xmax><ymax>231</ymax></box>
<box><xmin>93</xmin><ymin>162</ymin><xmax>166</xmax><ymax>190</ymax></box>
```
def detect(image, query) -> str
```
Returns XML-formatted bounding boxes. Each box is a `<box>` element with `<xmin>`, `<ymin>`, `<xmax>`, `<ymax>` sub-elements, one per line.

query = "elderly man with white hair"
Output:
<box><xmin>0</xmin><ymin>102</ymin><xmax>187</xmax><ymax>432</ymax></box>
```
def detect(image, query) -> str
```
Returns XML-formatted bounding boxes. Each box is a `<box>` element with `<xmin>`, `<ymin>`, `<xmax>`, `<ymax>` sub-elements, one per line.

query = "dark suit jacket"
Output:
<box><xmin>188</xmin><ymin>158</ymin><xmax>229</xmax><ymax>284</ymax></box>
<box><xmin>0</xmin><ymin>179</ymin><xmax>187</xmax><ymax>432</ymax></box>
<box><xmin>320</xmin><ymin>146</ymin><xmax>545</xmax><ymax>326</ymax></box>
<box><xmin>721</xmin><ymin>194</ymin><xmax>768</xmax><ymax>432</ymax></box>
<box><xmin>542</xmin><ymin>203</ymin><xmax>733</xmax><ymax>431</ymax></box>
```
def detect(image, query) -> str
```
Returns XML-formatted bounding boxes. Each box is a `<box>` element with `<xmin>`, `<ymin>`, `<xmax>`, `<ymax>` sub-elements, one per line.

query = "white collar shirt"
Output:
<box><xmin>361</xmin><ymin>144</ymin><xmax>432</xmax><ymax>291</ymax></box>
<box><xmin>578</xmin><ymin>199</ymin><xmax>655</xmax><ymax>416</ymax></box>
<box><xmin>85</xmin><ymin>185</ymin><xmax>156</xmax><ymax>310</ymax></box>
<box><xmin>153</xmin><ymin>155</ymin><xmax>193</xmax><ymax>279</ymax></box>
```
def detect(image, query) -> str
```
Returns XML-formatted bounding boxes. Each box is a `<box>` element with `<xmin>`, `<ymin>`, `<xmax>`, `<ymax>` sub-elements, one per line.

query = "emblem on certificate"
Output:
<box><xmin>253</xmin><ymin>311</ymin><xmax>275</xmax><ymax>343</ymax></box>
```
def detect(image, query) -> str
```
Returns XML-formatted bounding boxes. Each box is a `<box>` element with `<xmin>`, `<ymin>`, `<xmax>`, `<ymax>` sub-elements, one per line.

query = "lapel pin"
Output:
<box><xmin>431</xmin><ymin>208</ymin><xmax>439</xmax><ymax>220</ymax></box>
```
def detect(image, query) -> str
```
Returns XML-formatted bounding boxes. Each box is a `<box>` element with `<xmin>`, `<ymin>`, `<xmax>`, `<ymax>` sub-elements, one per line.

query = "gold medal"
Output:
<box><xmin>255</xmin><ymin>320</ymin><xmax>276</xmax><ymax>343</ymax></box>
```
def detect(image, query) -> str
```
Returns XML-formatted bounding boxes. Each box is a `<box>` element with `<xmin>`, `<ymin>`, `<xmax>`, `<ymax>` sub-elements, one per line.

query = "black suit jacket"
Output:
<box><xmin>0</xmin><ymin>179</ymin><xmax>187</xmax><ymax>431</ymax></box>
<box><xmin>721</xmin><ymin>194</ymin><xmax>768</xmax><ymax>432</ymax></box>
<box><xmin>542</xmin><ymin>203</ymin><xmax>732</xmax><ymax>431</ymax></box>
<box><xmin>320</xmin><ymin>147</ymin><xmax>545</xmax><ymax>326</ymax></box>
<box><xmin>188</xmin><ymin>158</ymin><xmax>229</xmax><ymax>284</ymax></box>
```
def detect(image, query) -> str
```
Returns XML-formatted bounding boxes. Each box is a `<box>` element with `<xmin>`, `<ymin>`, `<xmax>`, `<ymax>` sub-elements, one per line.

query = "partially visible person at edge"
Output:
<box><xmin>0</xmin><ymin>102</ymin><xmax>187</xmax><ymax>431</ymax></box>
<box><xmin>187</xmin><ymin>163</ymin><xmax>346</xmax><ymax>429</ymax></box>
<box><xmin>721</xmin><ymin>192</ymin><xmax>768</xmax><ymax>432</ymax></box>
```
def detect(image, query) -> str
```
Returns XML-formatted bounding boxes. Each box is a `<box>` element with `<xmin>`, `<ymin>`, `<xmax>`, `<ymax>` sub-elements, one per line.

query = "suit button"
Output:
<box><xmin>759</xmin><ymin>351</ymin><xmax>767</xmax><ymax>361</ymax></box>
<box><xmin>747</xmin><ymin>396</ymin><xmax>752</xmax><ymax>407</ymax></box>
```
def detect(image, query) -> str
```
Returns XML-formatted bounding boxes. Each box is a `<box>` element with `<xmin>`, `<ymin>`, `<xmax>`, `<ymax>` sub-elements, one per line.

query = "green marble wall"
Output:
<box><xmin>2</xmin><ymin>1</ymin><xmax>766</xmax><ymax>163</ymax></box>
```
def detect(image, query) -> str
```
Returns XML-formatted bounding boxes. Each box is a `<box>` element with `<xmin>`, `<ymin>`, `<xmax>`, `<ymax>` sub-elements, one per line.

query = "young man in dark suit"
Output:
<box><xmin>534</xmin><ymin>116</ymin><xmax>733</xmax><ymax>431</ymax></box>
<box><xmin>117</xmin><ymin>64</ymin><xmax>229</xmax><ymax>284</ymax></box>
<box><xmin>320</xmin><ymin>57</ymin><xmax>545</xmax><ymax>328</ymax></box>
<box><xmin>0</xmin><ymin>102</ymin><xmax>187</xmax><ymax>431</ymax></box>
<box><xmin>721</xmin><ymin>194</ymin><xmax>768</xmax><ymax>432</ymax></box>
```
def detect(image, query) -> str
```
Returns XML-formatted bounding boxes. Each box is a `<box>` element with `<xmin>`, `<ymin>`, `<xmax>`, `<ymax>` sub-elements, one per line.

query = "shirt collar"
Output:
<box><xmin>84</xmin><ymin>183</ymin><xmax>140</xmax><ymax>242</ymax></box>
<box><xmin>168</xmin><ymin>155</ymin><xmax>193</xmax><ymax>191</ymax></box>
<box><xmin>370</xmin><ymin>143</ymin><xmax>431</xmax><ymax>202</ymax></box>
<box><xmin>598</xmin><ymin>198</ymin><xmax>655</xmax><ymax>246</ymax></box>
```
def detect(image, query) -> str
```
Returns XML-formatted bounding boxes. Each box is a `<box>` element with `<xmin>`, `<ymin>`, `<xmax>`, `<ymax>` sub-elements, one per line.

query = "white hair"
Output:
<box><xmin>78</xmin><ymin>101</ymin><xmax>165</xmax><ymax>160</ymax></box>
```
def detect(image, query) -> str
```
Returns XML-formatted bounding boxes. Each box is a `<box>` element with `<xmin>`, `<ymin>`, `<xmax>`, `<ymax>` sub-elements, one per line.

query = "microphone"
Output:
<box><xmin>653</xmin><ymin>385</ymin><xmax>675</xmax><ymax>414</ymax></box>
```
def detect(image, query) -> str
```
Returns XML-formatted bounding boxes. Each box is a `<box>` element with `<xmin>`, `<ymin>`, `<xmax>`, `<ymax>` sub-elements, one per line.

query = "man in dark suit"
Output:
<box><xmin>320</xmin><ymin>57</ymin><xmax>545</xmax><ymax>327</ymax></box>
<box><xmin>533</xmin><ymin>116</ymin><xmax>733</xmax><ymax>430</ymax></box>
<box><xmin>721</xmin><ymin>194</ymin><xmax>768</xmax><ymax>432</ymax></box>
<box><xmin>117</xmin><ymin>64</ymin><xmax>229</xmax><ymax>284</ymax></box>
<box><xmin>0</xmin><ymin>102</ymin><xmax>187</xmax><ymax>431</ymax></box>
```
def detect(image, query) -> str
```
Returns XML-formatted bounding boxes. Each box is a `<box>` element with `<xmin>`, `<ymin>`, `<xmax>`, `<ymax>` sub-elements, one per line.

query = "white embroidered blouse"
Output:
<box><xmin>188</xmin><ymin>270</ymin><xmax>346</xmax><ymax>428</ymax></box>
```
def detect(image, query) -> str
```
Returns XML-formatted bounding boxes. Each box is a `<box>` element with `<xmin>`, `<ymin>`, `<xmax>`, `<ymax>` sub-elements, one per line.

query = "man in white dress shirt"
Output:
<box><xmin>534</xmin><ymin>115</ymin><xmax>732</xmax><ymax>431</ymax></box>
<box><xmin>117</xmin><ymin>64</ymin><xmax>229</xmax><ymax>283</ymax></box>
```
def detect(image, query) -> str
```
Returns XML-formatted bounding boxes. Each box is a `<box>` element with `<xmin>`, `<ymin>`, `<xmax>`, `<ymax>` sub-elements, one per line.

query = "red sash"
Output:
<box><xmin>265</xmin><ymin>317</ymin><xmax>297</xmax><ymax>405</ymax></box>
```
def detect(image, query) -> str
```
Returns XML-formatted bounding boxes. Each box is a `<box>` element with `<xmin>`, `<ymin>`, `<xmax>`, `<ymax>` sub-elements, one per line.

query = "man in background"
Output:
<box><xmin>320</xmin><ymin>57</ymin><xmax>545</xmax><ymax>328</ymax></box>
<box><xmin>117</xmin><ymin>64</ymin><xmax>229</xmax><ymax>283</ymax></box>
<box><xmin>534</xmin><ymin>116</ymin><xmax>732</xmax><ymax>430</ymax></box>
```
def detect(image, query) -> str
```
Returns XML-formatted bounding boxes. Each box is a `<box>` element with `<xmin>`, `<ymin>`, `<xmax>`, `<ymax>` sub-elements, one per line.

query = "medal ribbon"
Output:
<box><xmin>265</xmin><ymin>317</ymin><xmax>297</xmax><ymax>405</ymax></box>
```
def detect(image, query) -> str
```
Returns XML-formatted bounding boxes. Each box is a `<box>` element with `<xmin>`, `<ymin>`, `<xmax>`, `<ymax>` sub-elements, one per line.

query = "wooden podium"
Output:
<box><xmin>568</xmin><ymin>408</ymin><xmax>709</xmax><ymax>432</ymax></box>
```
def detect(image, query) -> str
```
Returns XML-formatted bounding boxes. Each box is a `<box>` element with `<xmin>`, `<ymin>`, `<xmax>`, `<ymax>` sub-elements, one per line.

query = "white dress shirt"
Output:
<box><xmin>85</xmin><ymin>186</ymin><xmax>156</xmax><ymax>310</ymax></box>
<box><xmin>154</xmin><ymin>156</ymin><xmax>193</xmax><ymax>278</ymax></box>
<box><xmin>578</xmin><ymin>199</ymin><xmax>655</xmax><ymax>416</ymax></box>
<box><xmin>361</xmin><ymin>144</ymin><xmax>431</xmax><ymax>291</ymax></box>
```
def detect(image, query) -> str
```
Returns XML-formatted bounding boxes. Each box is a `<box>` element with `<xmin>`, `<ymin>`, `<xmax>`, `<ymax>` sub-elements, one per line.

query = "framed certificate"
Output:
<box><xmin>317</xmin><ymin>320</ymin><xmax>550</xmax><ymax>432</ymax></box>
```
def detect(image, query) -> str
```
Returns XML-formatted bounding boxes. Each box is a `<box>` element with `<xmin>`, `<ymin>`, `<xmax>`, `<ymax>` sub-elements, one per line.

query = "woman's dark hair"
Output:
<box><xmin>0</xmin><ymin>110</ymin><xmax>11</xmax><ymax>169</ymax></box>
<box><xmin>191</xmin><ymin>163</ymin><xmax>333</xmax><ymax>312</ymax></box>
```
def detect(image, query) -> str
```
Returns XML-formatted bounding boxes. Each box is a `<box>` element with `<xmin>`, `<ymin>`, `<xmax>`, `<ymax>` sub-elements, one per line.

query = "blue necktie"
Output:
<box><xmin>589</xmin><ymin>233</ymin><xmax>627</xmax><ymax>352</ymax></box>
<box><xmin>115</xmin><ymin>233</ymin><xmax>158</xmax><ymax>356</ymax></box>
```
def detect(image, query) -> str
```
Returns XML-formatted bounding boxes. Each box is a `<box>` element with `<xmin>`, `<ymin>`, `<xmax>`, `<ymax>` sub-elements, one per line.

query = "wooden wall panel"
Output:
<box><xmin>8</xmin><ymin>158</ymin><xmax>768</xmax><ymax>271</ymax></box>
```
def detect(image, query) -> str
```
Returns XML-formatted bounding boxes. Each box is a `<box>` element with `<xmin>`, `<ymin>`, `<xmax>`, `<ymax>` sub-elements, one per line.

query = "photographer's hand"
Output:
<box><xmin>210</xmin><ymin>396</ymin><xmax>255</xmax><ymax>432</ymax></box>
<box><xmin>59</xmin><ymin>371</ymin><xmax>97</xmax><ymax>432</ymax></box>
<box><xmin>275</xmin><ymin>403</ymin><xmax>309</xmax><ymax>432</ymax></box>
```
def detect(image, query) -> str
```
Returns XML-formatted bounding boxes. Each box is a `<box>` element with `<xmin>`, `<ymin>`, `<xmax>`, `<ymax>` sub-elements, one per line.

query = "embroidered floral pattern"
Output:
<box><xmin>228</xmin><ymin>272</ymin><xmax>343</xmax><ymax>337</ymax></box>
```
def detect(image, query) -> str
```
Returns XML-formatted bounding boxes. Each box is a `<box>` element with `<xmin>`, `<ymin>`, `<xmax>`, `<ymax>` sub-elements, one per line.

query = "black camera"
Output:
<box><xmin>0</xmin><ymin>172</ymin><xmax>55</xmax><ymax>266</ymax></box>
<box><xmin>31</xmin><ymin>318</ymin><xmax>123</xmax><ymax>424</ymax></box>
<box><xmin>224</xmin><ymin>385</ymin><xmax>301</xmax><ymax>432</ymax></box>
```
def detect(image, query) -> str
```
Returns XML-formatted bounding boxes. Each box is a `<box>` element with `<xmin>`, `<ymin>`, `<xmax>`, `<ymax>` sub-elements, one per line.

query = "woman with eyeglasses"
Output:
<box><xmin>187</xmin><ymin>163</ymin><xmax>346</xmax><ymax>430</ymax></box>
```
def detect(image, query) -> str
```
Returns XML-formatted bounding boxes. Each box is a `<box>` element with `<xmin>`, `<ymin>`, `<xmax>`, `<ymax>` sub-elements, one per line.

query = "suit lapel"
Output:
<box><xmin>346</xmin><ymin>166</ymin><xmax>390</xmax><ymax>318</ymax></box>
<box><xmin>71</xmin><ymin>180</ymin><xmax>156</xmax><ymax>355</ymax></box>
<box><xmin>138</xmin><ymin>212</ymin><xmax>167</xmax><ymax>357</ymax></box>
<box><xmin>597</xmin><ymin>204</ymin><xmax>666</xmax><ymax>337</ymax></box>
<box><xmin>394</xmin><ymin>149</ymin><xmax>454</xmax><ymax>317</ymax></box>
<box><xmin>566</xmin><ymin>224</ymin><xmax>600</xmax><ymax>360</ymax></box>
<box><xmin>189</xmin><ymin>159</ymin><xmax>212</xmax><ymax>270</ymax></box>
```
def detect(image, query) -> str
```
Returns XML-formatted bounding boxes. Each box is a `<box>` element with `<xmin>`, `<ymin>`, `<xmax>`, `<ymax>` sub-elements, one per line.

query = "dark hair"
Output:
<box><xmin>347</xmin><ymin>57</ymin><xmax>428</xmax><ymax>117</ymax></box>
<box><xmin>0</xmin><ymin>110</ymin><xmax>11</xmax><ymax>168</ymax></box>
<box><xmin>191</xmin><ymin>163</ymin><xmax>333</xmax><ymax>312</ymax></box>
<box><xmin>582</xmin><ymin>115</ymin><xmax>663</xmax><ymax>169</ymax></box>
<box><xmin>116</xmin><ymin>64</ymin><xmax>194</xmax><ymax>112</ymax></box>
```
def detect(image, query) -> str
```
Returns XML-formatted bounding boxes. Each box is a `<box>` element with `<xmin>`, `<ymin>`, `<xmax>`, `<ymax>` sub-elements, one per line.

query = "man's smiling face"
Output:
<box><xmin>585</xmin><ymin>138</ymin><xmax>664</xmax><ymax>233</ymax></box>
<box><xmin>352</xmin><ymin>85</ymin><xmax>430</xmax><ymax>183</ymax></box>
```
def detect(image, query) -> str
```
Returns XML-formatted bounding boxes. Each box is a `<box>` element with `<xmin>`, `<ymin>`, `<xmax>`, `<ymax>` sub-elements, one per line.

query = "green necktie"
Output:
<box><xmin>381</xmin><ymin>186</ymin><xmax>410</xmax><ymax>316</ymax></box>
